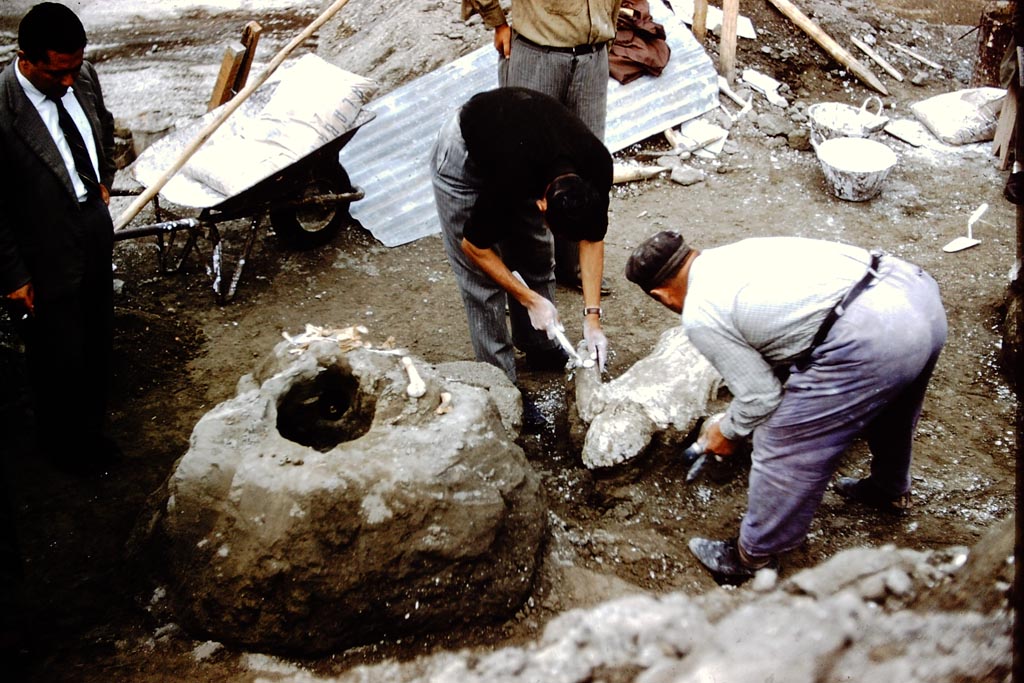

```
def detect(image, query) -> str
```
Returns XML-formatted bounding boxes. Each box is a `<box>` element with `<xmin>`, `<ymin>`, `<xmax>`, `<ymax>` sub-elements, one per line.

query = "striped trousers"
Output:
<box><xmin>498</xmin><ymin>34</ymin><xmax>609</xmax><ymax>282</ymax></box>
<box><xmin>429</xmin><ymin>112</ymin><xmax>559</xmax><ymax>383</ymax></box>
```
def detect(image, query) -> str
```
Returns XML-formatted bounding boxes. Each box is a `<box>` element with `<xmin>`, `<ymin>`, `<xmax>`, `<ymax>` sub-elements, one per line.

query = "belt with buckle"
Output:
<box><xmin>516</xmin><ymin>33</ymin><xmax>602</xmax><ymax>55</ymax></box>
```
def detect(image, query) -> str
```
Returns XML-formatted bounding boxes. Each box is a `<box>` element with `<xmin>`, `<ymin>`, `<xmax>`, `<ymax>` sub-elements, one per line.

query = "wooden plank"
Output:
<box><xmin>720</xmin><ymin>0</ymin><xmax>739</xmax><ymax>82</ymax></box>
<box><xmin>850</xmin><ymin>36</ymin><xmax>904</xmax><ymax>82</ymax></box>
<box><xmin>207</xmin><ymin>44</ymin><xmax>246</xmax><ymax>111</ymax></box>
<box><xmin>766</xmin><ymin>0</ymin><xmax>888</xmax><ymax>96</ymax></box>
<box><xmin>886</xmin><ymin>40</ymin><xmax>942</xmax><ymax>70</ymax></box>
<box><xmin>233</xmin><ymin>21</ymin><xmax>263</xmax><ymax>94</ymax></box>
<box><xmin>993</xmin><ymin>80</ymin><xmax>1018</xmax><ymax>170</ymax></box>
<box><xmin>692</xmin><ymin>0</ymin><xmax>708</xmax><ymax>43</ymax></box>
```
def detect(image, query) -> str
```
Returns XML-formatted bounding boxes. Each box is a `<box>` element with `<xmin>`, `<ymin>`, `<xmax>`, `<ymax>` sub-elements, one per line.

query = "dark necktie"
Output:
<box><xmin>49</xmin><ymin>94</ymin><xmax>99</xmax><ymax>196</ymax></box>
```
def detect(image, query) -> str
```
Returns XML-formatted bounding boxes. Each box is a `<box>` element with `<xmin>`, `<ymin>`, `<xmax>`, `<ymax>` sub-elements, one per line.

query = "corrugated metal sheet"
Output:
<box><xmin>339</xmin><ymin>1</ymin><xmax>719</xmax><ymax>248</ymax></box>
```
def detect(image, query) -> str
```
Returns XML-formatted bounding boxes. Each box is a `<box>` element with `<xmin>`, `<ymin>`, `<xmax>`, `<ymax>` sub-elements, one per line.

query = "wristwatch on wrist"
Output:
<box><xmin>584</xmin><ymin>306</ymin><xmax>602</xmax><ymax>318</ymax></box>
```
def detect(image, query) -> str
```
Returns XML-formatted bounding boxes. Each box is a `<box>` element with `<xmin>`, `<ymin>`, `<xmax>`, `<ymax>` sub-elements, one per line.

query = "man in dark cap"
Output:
<box><xmin>625</xmin><ymin>232</ymin><xmax>947</xmax><ymax>583</ymax></box>
<box><xmin>430</xmin><ymin>87</ymin><xmax>611</xmax><ymax>411</ymax></box>
<box><xmin>0</xmin><ymin>3</ymin><xmax>118</xmax><ymax>472</ymax></box>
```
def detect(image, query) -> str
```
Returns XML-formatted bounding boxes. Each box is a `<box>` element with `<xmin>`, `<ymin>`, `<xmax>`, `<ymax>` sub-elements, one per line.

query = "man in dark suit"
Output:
<box><xmin>0</xmin><ymin>3</ymin><xmax>118</xmax><ymax>472</ymax></box>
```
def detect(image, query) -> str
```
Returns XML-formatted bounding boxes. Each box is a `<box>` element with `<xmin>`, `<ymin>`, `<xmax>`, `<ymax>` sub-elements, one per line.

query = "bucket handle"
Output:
<box><xmin>810</xmin><ymin>127</ymin><xmax>826</xmax><ymax>152</ymax></box>
<box><xmin>859</xmin><ymin>96</ymin><xmax>884</xmax><ymax>119</ymax></box>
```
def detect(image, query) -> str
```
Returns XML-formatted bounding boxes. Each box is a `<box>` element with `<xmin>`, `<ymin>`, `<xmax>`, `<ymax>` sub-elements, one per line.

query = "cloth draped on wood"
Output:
<box><xmin>609</xmin><ymin>0</ymin><xmax>671</xmax><ymax>84</ymax></box>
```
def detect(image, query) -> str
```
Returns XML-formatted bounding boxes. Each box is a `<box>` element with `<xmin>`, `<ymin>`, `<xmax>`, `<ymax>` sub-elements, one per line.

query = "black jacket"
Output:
<box><xmin>0</xmin><ymin>59</ymin><xmax>115</xmax><ymax>301</ymax></box>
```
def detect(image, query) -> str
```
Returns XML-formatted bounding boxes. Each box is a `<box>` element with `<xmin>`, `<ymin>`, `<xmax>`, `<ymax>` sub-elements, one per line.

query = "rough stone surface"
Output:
<box><xmin>154</xmin><ymin>339</ymin><xmax>547</xmax><ymax>654</ymax></box>
<box><xmin>317</xmin><ymin>0</ymin><xmax>496</xmax><ymax>96</ymax></box>
<box><xmin>669</xmin><ymin>165</ymin><xmax>707</xmax><ymax>186</ymax></box>
<box><xmin>756</xmin><ymin>111</ymin><xmax>793</xmax><ymax>137</ymax></box>
<box><xmin>436</xmin><ymin>359</ymin><xmax>523</xmax><ymax>436</ymax></box>
<box><xmin>573</xmin><ymin>327</ymin><xmax>723</xmax><ymax>469</ymax></box>
<box><xmin>784</xmin><ymin>544</ymin><xmax>935</xmax><ymax>601</ymax></box>
<box><xmin>263</xmin><ymin>541</ymin><xmax>1012</xmax><ymax>683</ymax></box>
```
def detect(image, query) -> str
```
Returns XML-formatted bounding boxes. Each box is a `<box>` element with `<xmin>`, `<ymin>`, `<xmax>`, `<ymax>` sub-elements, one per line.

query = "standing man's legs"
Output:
<box><xmin>500</xmin><ymin>37</ymin><xmax>609</xmax><ymax>285</ymax></box>
<box><xmin>430</xmin><ymin>112</ymin><xmax>558</xmax><ymax>382</ymax></box>
<box><xmin>21</xmin><ymin>199</ymin><xmax>115</xmax><ymax>466</ymax></box>
<box><xmin>431</xmin><ymin>112</ymin><xmax>517</xmax><ymax>381</ymax></box>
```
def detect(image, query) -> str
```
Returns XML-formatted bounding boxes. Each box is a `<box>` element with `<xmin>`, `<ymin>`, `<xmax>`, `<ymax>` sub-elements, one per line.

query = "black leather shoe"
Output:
<box><xmin>688</xmin><ymin>537</ymin><xmax>777</xmax><ymax>585</ymax></box>
<box><xmin>524</xmin><ymin>346</ymin><xmax>569</xmax><ymax>372</ymax></box>
<box><xmin>521</xmin><ymin>397</ymin><xmax>548</xmax><ymax>433</ymax></box>
<box><xmin>834</xmin><ymin>477</ymin><xmax>911</xmax><ymax>513</ymax></box>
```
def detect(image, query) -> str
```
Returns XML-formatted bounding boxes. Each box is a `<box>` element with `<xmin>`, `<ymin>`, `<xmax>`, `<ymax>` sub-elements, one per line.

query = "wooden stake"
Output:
<box><xmin>886</xmin><ymin>40</ymin><xmax>943</xmax><ymax>70</ymax></box>
<box><xmin>720</xmin><ymin>0</ymin><xmax>739</xmax><ymax>83</ymax></box>
<box><xmin>850</xmin><ymin>36</ymin><xmax>904</xmax><ymax>82</ymax></box>
<box><xmin>993</xmin><ymin>80</ymin><xmax>1019</xmax><ymax>170</ymax></box>
<box><xmin>692</xmin><ymin>0</ymin><xmax>709</xmax><ymax>43</ymax></box>
<box><xmin>233</xmin><ymin>21</ymin><xmax>263</xmax><ymax>95</ymax></box>
<box><xmin>207</xmin><ymin>45</ymin><xmax>246</xmax><ymax>111</ymax></box>
<box><xmin>766</xmin><ymin>0</ymin><xmax>888</xmax><ymax>96</ymax></box>
<box><xmin>115</xmin><ymin>0</ymin><xmax>353</xmax><ymax>231</ymax></box>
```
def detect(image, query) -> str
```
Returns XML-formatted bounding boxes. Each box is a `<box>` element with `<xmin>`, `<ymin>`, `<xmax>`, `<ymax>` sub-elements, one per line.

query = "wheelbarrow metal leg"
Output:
<box><xmin>207</xmin><ymin>224</ymin><xmax>224</xmax><ymax>301</ymax></box>
<box><xmin>211</xmin><ymin>213</ymin><xmax>261</xmax><ymax>304</ymax></box>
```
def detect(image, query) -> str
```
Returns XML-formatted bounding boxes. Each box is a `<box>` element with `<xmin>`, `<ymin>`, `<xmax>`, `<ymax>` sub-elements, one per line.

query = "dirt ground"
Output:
<box><xmin>0</xmin><ymin>1</ymin><xmax>1016</xmax><ymax>681</ymax></box>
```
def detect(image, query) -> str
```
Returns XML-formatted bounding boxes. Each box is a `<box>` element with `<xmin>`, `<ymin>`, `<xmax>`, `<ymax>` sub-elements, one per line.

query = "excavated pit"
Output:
<box><xmin>276</xmin><ymin>364</ymin><xmax>374</xmax><ymax>451</ymax></box>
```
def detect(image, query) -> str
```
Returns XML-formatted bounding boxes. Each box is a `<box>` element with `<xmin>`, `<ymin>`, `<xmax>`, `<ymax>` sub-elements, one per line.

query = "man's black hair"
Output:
<box><xmin>19</xmin><ymin>3</ymin><xmax>87</xmax><ymax>63</ymax></box>
<box><xmin>543</xmin><ymin>174</ymin><xmax>608</xmax><ymax>243</ymax></box>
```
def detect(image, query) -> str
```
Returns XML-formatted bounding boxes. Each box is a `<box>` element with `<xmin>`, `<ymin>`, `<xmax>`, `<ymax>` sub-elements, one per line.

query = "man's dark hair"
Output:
<box><xmin>19</xmin><ymin>3</ymin><xmax>87</xmax><ymax>63</ymax></box>
<box><xmin>543</xmin><ymin>174</ymin><xmax>608</xmax><ymax>242</ymax></box>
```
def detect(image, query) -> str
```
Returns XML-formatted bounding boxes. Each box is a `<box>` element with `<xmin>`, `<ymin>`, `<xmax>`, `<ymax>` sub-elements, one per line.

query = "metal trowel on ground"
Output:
<box><xmin>942</xmin><ymin>203</ymin><xmax>988</xmax><ymax>253</ymax></box>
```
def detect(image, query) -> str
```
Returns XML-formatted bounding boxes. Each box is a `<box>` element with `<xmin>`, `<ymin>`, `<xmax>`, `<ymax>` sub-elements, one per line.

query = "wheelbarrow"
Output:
<box><xmin>113</xmin><ymin>50</ymin><xmax>379</xmax><ymax>303</ymax></box>
<box><xmin>112</xmin><ymin>107</ymin><xmax>373</xmax><ymax>303</ymax></box>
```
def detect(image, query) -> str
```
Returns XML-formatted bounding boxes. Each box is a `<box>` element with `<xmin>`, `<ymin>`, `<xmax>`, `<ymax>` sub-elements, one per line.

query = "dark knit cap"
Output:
<box><xmin>624</xmin><ymin>231</ymin><xmax>692</xmax><ymax>292</ymax></box>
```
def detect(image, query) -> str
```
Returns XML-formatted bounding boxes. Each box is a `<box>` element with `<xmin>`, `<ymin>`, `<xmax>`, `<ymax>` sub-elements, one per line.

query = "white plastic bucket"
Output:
<box><xmin>807</xmin><ymin>96</ymin><xmax>888</xmax><ymax>140</ymax></box>
<box><xmin>813</xmin><ymin>136</ymin><xmax>897</xmax><ymax>202</ymax></box>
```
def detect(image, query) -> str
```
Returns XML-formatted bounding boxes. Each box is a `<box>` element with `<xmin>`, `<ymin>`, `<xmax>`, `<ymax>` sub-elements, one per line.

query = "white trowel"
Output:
<box><xmin>943</xmin><ymin>203</ymin><xmax>988</xmax><ymax>253</ymax></box>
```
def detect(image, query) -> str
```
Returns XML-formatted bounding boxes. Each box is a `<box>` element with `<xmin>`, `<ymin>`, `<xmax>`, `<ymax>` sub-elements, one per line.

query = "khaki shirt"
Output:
<box><xmin>462</xmin><ymin>0</ymin><xmax>621</xmax><ymax>48</ymax></box>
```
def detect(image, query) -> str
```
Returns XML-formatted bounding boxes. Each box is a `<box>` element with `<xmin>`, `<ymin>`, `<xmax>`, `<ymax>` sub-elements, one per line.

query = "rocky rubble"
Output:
<box><xmin>257</xmin><ymin>520</ymin><xmax>1013</xmax><ymax>683</ymax></box>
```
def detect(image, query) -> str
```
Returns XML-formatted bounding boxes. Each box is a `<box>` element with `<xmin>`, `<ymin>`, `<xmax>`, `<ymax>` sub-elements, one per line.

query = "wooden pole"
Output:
<box><xmin>114</xmin><ymin>0</ymin><xmax>353</xmax><ymax>231</ymax></box>
<box><xmin>692</xmin><ymin>0</ymin><xmax>709</xmax><ymax>43</ymax></box>
<box><xmin>850</xmin><ymin>35</ymin><xmax>904</xmax><ymax>82</ymax></box>
<box><xmin>885</xmin><ymin>40</ymin><xmax>943</xmax><ymax>70</ymax></box>
<box><xmin>720</xmin><ymin>0</ymin><xmax>739</xmax><ymax>83</ymax></box>
<box><xmin>766</xmin><ymin>0</ymin><xmax>889</xmax><ymax>96</ymax></box>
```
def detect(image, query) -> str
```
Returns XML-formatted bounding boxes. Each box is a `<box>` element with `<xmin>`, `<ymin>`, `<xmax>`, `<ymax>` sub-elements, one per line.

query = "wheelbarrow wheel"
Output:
<box><xmin>270</xmin><ymin>162</ymin><xmax>353</xmax><ymax>250</ymax></box>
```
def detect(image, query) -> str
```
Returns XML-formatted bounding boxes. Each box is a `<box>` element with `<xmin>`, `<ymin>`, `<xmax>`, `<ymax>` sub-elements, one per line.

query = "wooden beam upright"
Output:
<box><xmin>692</xmin><ymin>0</ymin><xmax>709</xmax><ymax>43</ymax></box>
<box><xmin>720</xmin><ymin>0</ymin><xmax>739</xmax><ymax>82</ymax></box>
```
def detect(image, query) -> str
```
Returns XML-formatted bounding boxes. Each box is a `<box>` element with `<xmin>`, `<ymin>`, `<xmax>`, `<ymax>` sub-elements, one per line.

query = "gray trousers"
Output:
<box><xmin>429</xmin><ymin>112</ymin><xmax>559</xmax><ymax>383</ymax></box>
<box><xmin>498</xmin><ymin>34</ymin><xmax>609</xmax><ymax>282</ymax></box>
<box><xmin>740</xmin><ymin>257</ymin><xmax>948</xmax><ymax>557</ymax></box>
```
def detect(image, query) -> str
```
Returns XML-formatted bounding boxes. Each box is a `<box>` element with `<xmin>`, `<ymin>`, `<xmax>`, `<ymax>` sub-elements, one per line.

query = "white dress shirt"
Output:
<box><xmin>15</xmin><ymin>58</ymin><xmax>99</xmax><ymax>202</ymax></box>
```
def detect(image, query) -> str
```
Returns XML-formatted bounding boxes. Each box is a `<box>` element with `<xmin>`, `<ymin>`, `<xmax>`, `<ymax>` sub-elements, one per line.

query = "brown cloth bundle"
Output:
<box><xmin>609</xmin><ymin>0</ymin><xmax>671</xmax><ymax>84</ymax></box>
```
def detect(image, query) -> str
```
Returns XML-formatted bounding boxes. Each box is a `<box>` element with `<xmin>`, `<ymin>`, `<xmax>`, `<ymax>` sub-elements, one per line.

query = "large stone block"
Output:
<box><xmin>574</xmin><ymin>327</ymin><xmax>723</xmax><ymax>469</ymax></box>
<box><xmin>156</xmin><ymin>338</ymin><xmax>546</xmax><ymax>654</ymax></box>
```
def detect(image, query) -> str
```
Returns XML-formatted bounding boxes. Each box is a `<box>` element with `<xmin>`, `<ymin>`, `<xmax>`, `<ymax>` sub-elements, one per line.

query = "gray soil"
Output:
<box><xmin>0</xmin><ymin>0</ymin><xmax>1015</xmax><ymax>681</ymax></box>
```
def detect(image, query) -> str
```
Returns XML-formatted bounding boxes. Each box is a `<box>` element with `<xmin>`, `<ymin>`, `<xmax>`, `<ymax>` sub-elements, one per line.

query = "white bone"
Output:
<box><xmin>402</xmin><ymin>356</ymin><xmax>426</xmax><ymax>398</ymax></box>
<box><xmin>435</xmin><ymin>392</ymin><xmax>453</xmax><ymax>415</ymax></box>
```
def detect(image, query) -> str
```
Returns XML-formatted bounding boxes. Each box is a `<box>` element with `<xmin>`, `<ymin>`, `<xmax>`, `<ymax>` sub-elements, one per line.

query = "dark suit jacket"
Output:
<box><xmin>0</xmin><ymin>59</ymin><xmax>115</xmax><ymax>302</ymax></box>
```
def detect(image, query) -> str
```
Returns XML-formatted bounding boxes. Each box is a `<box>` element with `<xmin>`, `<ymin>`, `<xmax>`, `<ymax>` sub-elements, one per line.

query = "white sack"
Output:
<box><xmin>910</xmin><ymin>87</ymin><xmax>1005</xmax><ymax>146</ymax></box>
